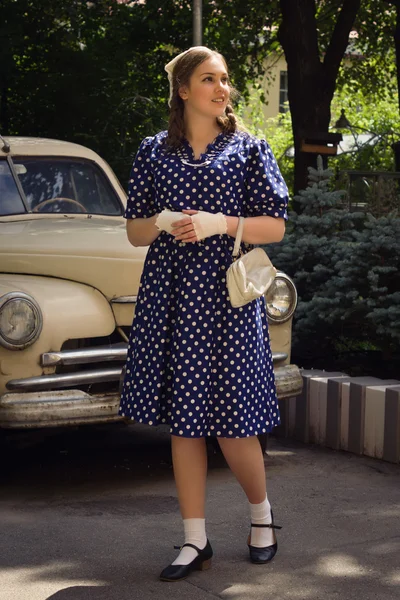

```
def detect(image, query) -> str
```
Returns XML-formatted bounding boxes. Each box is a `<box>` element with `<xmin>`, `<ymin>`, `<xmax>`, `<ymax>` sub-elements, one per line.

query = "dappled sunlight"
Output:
<box><xmin>220</xmin><ymin>580</ymin><xmax>322</xmax><ymax>599</ymax></box>
<box><xmin>0</xmin><ymin>561</ymin><xmax>106</xmax><ymax>584</ymax></box>
<box><xmin>0</xmin><ymin>563</ymin><xmax>106</xmax><ymax>598</ymax></box>
<box><xmin>0</xmin><ymin>508</ymin><xmax>36</xmax><ymax>526</ymax></box>
<box><xmin>385</xmin><ymin>570</ymin><xmax>400</xmax><ymax>586</ymax></box>
<box><xmin>1</xmin><ymin>433</ymin><xmax>398</xmax><ymax>598</ymax></box>
<box><xmin>316</xmin><ymin>553</ymin><xmax>374</xmax><ymax>577</ymax></box>
<box><xmin>266</xmin><ymin>449</ymin><xmax>296</xmax><ymax>457</ymax></box>
<box><xmin>368</xmin><ymin>539</ymin><xmax>400</xmax><ymax>556</ymax></box>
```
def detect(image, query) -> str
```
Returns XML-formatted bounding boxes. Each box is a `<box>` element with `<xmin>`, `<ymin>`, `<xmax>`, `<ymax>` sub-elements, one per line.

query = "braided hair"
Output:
<box><xmin>165</xmin><ymin>48</ymin><xmax>239</xmax><ymax>149</ymax></box>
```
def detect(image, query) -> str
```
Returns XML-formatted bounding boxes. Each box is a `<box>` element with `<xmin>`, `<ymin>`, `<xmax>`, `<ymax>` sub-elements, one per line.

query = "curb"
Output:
<box><xmin>274</xmin><ymin>369</ymin><xmax>400</xmax><ymax>463</ymax></box>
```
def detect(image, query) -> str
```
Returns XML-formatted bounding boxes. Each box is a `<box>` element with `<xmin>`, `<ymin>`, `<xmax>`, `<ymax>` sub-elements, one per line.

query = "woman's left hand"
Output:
<box><xmin>190</xmin><ymin>210</ymin><xmax>227</xmax><ymax>240</ymax></box>
<box><xmin>172</xmin><ymin>209</ymin><xmax>228</xmax><ymax>242</ymax></box>
<box><xmin>171</xmin><ymin>209</ymin><xmax>199</xmax><ymax>243</ymax></box>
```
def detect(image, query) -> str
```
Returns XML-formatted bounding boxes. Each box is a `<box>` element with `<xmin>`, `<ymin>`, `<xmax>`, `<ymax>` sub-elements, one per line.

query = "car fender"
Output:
<box><xmin>0</xmin><ymin>274</ymin><xmax>115</xmax><ymax>388</ymax></box>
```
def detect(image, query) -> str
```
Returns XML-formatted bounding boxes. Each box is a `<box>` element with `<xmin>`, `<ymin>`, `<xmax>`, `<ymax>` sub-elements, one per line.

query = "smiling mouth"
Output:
<box><xmin>212</xmin><ymin>99</ymin><xmax>225</xmax><ymax>103</ymax></box>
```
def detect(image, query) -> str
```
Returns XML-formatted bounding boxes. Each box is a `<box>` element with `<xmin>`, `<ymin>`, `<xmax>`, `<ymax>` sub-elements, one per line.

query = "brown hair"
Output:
<box><xmin>165</xmin><ymin>48</ymin><xmax>238</xmax><ymax>149</ymax></box>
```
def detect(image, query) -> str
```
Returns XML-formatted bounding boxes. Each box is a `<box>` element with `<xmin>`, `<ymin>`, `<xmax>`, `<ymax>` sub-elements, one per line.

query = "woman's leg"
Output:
<box><xmin>217</xmin><ymin>436</ymin><xmax>266</xmax><ymax>503</ymax></box>
<box><xmin>169</xmin><ymin>435</ymin><xmax>209</xmax><ymax>566</ymax></box>
<box><xmin>217</xmin><ymin>436</ymin><xmax>275</xmax><ymax>548</ymax></box>
<box><xmin>171</xmin><ymin>435</ymin><xmax>208</xmax><ymax>518</ymax></box>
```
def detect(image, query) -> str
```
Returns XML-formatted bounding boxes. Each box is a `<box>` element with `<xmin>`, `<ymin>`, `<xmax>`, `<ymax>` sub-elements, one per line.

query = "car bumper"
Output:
<box><xmin>0</xmin><ymin>365</ymin><xmax>303</xmax><ymax>429</ymax></box>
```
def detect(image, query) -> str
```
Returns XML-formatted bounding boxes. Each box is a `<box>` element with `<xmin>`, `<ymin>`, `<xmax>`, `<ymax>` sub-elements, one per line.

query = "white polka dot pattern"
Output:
<box><xmin>119</xmin><ymin>131</ymin><xmax>288</xmax><ymax>438</ymax></box>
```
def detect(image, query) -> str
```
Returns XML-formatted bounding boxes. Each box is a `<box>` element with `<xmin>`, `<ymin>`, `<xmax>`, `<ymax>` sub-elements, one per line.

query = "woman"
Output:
<box><xmin>119</xmin><ymin>46</ymin><xmax>288</xmax><ymax>582</ymax></box>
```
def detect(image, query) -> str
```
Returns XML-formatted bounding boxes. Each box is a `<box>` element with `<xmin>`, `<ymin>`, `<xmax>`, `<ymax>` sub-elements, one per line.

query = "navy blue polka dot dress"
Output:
<box><xmin>119</xmin><ymin>130</ymin><xmax>289</xmax><ymax>438</ymax></box>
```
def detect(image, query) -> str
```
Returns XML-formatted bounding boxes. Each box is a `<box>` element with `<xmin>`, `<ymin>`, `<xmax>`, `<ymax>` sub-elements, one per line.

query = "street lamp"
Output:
<box><xmin>334</xmin><ymin>109</ymin><xmax>352</xmax><ymax>129</ymax></box>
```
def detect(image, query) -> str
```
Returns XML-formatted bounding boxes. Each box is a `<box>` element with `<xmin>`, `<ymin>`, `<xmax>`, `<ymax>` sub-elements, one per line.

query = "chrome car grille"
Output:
<box><xmin>6</xmin><ymin>329</ymin><xmax>130</xmax><ymax>393</ymax></box>
<box><xmin>6</xmin><ymin>328</ymin><xmax>288</xmax><ymax>394</ymax></box>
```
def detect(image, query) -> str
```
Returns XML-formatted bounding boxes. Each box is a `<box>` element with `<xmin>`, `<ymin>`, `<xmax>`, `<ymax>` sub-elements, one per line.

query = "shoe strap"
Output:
<box><xmin>251</xmin><ymin>522</ymin><xmax>282</xmax><ymax>530</ymax></box>
<box><xmin>173</xmin><ymin>542</ymin><xmax>203</xmax><ymax>553</ymax></box>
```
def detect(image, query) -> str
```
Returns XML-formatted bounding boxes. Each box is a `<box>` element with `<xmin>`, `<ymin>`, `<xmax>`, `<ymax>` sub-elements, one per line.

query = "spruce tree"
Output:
<box><xmin>266</xmin><ymin>156</ymin><xmax>400</xmax><ymax>372</ymax></box>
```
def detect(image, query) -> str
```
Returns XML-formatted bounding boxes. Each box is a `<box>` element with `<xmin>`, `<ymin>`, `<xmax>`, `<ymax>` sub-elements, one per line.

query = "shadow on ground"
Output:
<box><xmin>1</xmin><ymin>425</ymin><xmax>399</xmax><ymax>600</ymax></box>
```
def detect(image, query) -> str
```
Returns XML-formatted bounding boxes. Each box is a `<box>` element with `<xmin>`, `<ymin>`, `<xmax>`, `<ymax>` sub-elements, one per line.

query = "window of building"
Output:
<box><xmin>279</xmin><ymin>71</ymin><xmax>289</xmax><ymax>113</ymax></box>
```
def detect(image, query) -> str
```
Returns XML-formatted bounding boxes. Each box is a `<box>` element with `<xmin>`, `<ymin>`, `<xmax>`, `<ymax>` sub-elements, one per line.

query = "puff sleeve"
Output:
<box><xmin>124</xmin><ymin>136</ymin><xmax>156</xmax><ymax>219</ymax></box>
<box><xmin>243</xmin><ymin>138</ymin><xmax>289</xmax><ymax>221</ymax></box>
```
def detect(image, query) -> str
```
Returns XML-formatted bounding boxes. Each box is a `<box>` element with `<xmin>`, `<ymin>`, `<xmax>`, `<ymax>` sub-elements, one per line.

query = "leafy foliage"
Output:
<box><xmin>336</xmin><ymin>2</ymin><xmax>397</xmax><ymax>98</ymax></box>
<box><xmin>265</xmin><ymin>157</ymin><xmax>400</xmax><ymax>369</ymax></box>
<box><xmin>0</xmin><ymin>0</ymin><xmax>280</xmax><ymax>183</ymax></box>
<box><xmin>238</xmin><ymin>80</ymin><xmax>400</xmax><ymax>198</ymax></box>
<box><xmin>0</xmin><ymin>0</ymin><xmax>398</xmax><ymax>189</ymax></box>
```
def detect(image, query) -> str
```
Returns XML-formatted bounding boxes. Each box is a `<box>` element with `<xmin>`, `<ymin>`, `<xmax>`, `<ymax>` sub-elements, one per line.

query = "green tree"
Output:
<box><xmin>266</xmin><ymin>157</ymin><xmax>400</xmax><ymax>373</ymax></box>
<box><xmin>0</xmin><ymin>0</ymin><xmax>169</xmax><ymax>181</ymax></box>
<box><xmin>277</xmin><ymin>1</ymin><xmax>396</xmax><ymax>199</ymax></box>
<box><xmin>0</xmin><ymin>0</ymin><xmax>280</xmax><ymax>182</ymax></box>
<box><xmin>1</xmin><ymin>0</ymin><xmax>397</xmax><ymax>190</ymax></box>
<box><xmin>238</xmin><ymin>80</ymin><xmax>400</xmax><ymax>200</ymax></box>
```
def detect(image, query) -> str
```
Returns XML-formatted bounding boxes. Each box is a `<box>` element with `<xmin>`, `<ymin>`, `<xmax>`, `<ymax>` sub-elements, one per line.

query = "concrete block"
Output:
<box><xmin>339</xmin><ymin>377</ymin><xmax>386</xmax><ymax>452</ymax></box>
<box><xmin>383</xmin><ymin>386</ymin><xmax>400</xmax><ymax>464</ymax></box>
<box><xmin>364</xmin><ymin>386</ymin><xmax>387</xmax><ymax>459</ymax></box>
<box><xmin>294</xmin><ymin>370</ymin><xmax>328</xmax><ymax>443</ymax></box>
<box><xmin>308</xmin><ymin>374</ymin><xmax>348</xmax><ymax>445</ymax></box>
<box><xmin>348</xmin><ymin>379</ymin><xmax>399</xmax><ymax>455</ymax></box>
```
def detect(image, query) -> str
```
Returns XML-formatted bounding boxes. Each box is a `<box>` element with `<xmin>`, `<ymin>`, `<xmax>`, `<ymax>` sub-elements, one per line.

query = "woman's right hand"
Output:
<box><xmin>155</xmin><ymin>209</ymin><xmax>186</xmax><ymax>233</ymax></box>
<box><xmin>171</xmin><ymin>209</ymin><xmax>199</xmax><ymax>243</ymax></box>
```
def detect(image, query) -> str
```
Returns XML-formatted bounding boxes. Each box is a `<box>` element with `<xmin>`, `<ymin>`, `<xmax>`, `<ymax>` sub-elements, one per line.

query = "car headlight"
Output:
<box><xmin>0</xmin><ymin>292</ymin><xmax>43</xmax><ymax>350</ymax></box>
<box><xmin>265</xmin><ymin>273</ymin><xmax>298</xmax><ymax>323</ymax></box>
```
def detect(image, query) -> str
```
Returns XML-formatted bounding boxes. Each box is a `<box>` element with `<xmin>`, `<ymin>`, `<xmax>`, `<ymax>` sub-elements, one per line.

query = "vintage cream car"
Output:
<box><xmin>0</xmin><ymin>136</ymin><xmax>302</xmax><ymax>430</ymax></box>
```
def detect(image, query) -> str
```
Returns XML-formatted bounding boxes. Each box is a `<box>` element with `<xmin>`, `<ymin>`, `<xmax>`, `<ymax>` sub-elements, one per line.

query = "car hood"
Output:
<box><xmin>0</xmin><ymin>216</ymin><xmax>148</xmax><ymax>299</ymax></box>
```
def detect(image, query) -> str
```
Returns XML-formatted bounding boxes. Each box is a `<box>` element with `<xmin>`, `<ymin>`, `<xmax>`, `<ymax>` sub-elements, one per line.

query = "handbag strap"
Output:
<box><xmin>232</xmin><ymin>216</ymin><xmax>245</xmax><ymax>258</ymax></box>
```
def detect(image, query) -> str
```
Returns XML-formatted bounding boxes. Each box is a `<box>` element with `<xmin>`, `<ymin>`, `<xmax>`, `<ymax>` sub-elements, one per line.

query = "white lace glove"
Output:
<box><xmin>191</xmin><ymin>211</ymin><xmax>227</xmax><ymax>241</ymax></box>
<box><xmin>155</xmin><ymin>209</ymin><xmax>186</xmax><ymax>233</ymax></box>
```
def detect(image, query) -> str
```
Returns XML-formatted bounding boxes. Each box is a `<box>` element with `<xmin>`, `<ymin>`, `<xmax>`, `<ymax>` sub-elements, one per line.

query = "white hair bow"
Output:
<box><xmin>164</xmin><ymin>46</ymin><xmax>210</xmax><ymax>107</ymax></box>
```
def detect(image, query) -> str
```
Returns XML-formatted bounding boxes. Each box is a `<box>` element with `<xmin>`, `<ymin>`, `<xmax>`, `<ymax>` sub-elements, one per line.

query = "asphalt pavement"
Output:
<box><xmin>0</xmin><ymin>423</ymin><xmax>399</xmax><ymax>600</ymax></box>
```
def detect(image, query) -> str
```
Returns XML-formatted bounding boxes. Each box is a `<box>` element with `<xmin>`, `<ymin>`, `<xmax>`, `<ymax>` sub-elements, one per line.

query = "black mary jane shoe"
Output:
<box><xmin>247</xmin><ymin>509</ymin><xmax>282</xmax><ymax>564</ymax></box>
<box><xmin>159</xmin><ymin>539</ymin><xmax>213</xmax><ymax>582</ymax></box>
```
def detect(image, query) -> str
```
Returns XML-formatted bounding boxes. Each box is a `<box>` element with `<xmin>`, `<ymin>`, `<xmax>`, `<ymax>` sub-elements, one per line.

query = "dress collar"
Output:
<box><xmin>178</xmin><ymin>131</ymin><xmax>236</xmax><ymax>166</ymax></box>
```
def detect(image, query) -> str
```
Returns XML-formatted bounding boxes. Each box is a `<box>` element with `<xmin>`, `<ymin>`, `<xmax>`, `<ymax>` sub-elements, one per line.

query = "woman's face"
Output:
<box><xmin>179</xmin><ymin>55</ymin><xmax>230</xmax><ymax>119</ymax></box>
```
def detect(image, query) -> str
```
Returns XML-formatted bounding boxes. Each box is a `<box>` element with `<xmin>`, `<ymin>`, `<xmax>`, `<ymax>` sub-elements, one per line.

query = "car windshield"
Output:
<box><xmin>0</xmin><ymin>158</ymin><xmax>122</xmax><ymax>216</ymax></box>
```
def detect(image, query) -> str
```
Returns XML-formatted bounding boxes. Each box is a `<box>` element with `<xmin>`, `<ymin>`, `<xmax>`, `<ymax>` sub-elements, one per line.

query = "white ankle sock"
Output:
<box><xmin>249</xmin><ymin>496</ymin><xmax>275</xmax><ymax>548</ymax></box>
<box><xmin>172</xmin><ymin>518</ymin><xmax>207</xmax><ymax>566</ymax></box>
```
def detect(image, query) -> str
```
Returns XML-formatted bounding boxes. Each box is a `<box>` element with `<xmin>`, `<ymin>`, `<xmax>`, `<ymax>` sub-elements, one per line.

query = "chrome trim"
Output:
<box><xmin>272</xmin><ymin>352</ymin><xmax>288</xmax><ymax>363</ymax></box>
<box><xmin>0</xmin><ymin>390</ymin><xmax>122</xmax><ymax>429</ymax></box>
<box><xmin>6</xmin><ymin>367</ymin><xmax>122</xmax><ymax>392</ymax></box>
<box><xmin>111</xmin><ymin>296</ymin><xmax>137</xmax><ymax>304</ymax></box>
<box><xmin>41</xmin><ymin>343</ymin><xmax>127</xmax><ymax>367</ymax></box>
<box><xmin>0</xmin><ymin>292</ymin><xmax>43</xmax><ymax>350</ymax></box>
<box><xmin>265</xmin><ymin>272</ymin><xmax>298</xmax><ymax>324</ymax></box>
<box><xmin>0</xmin><ymin>365</ymin><xmax>303</xmax><ymax>428</ymax></box>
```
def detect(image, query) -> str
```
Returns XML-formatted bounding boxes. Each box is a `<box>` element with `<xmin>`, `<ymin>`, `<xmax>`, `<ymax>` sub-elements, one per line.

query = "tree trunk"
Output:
<box><xmin>278</xmin><ymin>0</ymin><xmax>361</xmax><ymax>205</ymax></box>
<box><xmin>383</xmin><ymin>2</ymin><xmax>400</xmax><ymax>168</ymax></box>
<box><xmin>392</xmin><ymin>1</ymin><xmax>400</xmax><ymax>113</ymax></box>
<box><xmin>290</xmin><ymin>75</ymin><xmax>333</xmax><ymax>199</ymax></box>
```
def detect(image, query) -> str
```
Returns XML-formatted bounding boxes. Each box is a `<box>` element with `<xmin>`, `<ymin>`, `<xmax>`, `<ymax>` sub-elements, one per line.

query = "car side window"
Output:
<box><xmin>0</xmin><ymin>161</ymin><xmax>26</xmax><ymax>215</ymax></box>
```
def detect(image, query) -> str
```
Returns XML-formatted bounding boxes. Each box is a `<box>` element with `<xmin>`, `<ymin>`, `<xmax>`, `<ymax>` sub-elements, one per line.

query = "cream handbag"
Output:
<box><xmin>226</xmin><ymin>216</ymin><xmax>277</xmax><ymax>308</ymax></box>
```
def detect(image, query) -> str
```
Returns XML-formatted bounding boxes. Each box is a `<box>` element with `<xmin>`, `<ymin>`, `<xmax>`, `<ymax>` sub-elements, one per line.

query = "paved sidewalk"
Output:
<box><xmin>1</xmin><ymin>428</ymin><xmax>399</xmax><ymax>600</ymax></box>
